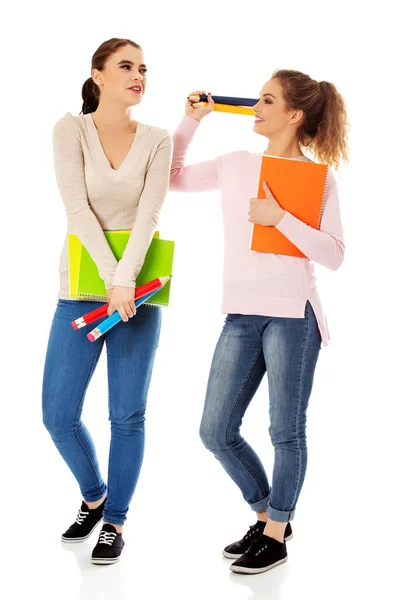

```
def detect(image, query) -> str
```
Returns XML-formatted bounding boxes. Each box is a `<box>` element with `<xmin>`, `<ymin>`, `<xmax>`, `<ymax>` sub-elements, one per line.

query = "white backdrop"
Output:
<box><xmin>2</xmin><ymin>1</ymin><xmax>399</xmax><ymax>598</ymax></box>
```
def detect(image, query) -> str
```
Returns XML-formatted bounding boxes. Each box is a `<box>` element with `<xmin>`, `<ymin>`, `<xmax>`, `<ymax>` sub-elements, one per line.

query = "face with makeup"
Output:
<box><xmin>252</xmin><ymin>78</ymin><xmax>303</xmax><ymax>139</ymax></box>
<box><xmin>91</xmin><ymin>44</ymin><xmax>147</xmax><ymax>108</ymax></box>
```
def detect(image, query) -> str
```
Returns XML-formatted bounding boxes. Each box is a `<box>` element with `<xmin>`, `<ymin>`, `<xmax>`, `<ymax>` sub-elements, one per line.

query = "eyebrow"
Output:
<box><xmin>263</xmin><ymin>93</ymin><xmax>276</xmax><ymax>99</ymax></box>
<box><xmin>117</xmin><ymin>60</ymin><xmax>147</xmax><ymax>68</ymax></box>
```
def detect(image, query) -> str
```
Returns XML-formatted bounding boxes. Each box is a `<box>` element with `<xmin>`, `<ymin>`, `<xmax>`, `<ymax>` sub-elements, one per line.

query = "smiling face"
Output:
<box><xmin>253</xmin><ymin>78</ymin><xmax>303</xmax><ymax>139</ymax></box>
<box><xmin>92</xmin><ymin>44</ymin><xmax>147</xmax><ymax>108</ymax></box>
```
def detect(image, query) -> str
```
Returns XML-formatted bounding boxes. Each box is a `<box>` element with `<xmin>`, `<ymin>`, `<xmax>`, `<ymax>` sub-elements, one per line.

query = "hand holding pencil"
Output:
<box><xmin>187</xmin><ymin>91</ymin><xmax>257</xmax><ymax>117</ymax></box>
<box><xmin>107</xmin><ymin>285</ymin><xmax>137</xmax><ymax>322</ymax></box>
<box><xmin>186</xmin><ymin>90</ymin><xmax>214</xmax><ymax>122</ymax></box>
<box><xmin>87</xmin><ymin>288</ymin><xmax>160</xmax><ymax>342</ymax></box>
<box><xmin>87</xmin><ymin>276</ymin><xmax>171</xmax><ymax>342</ymax></box>
<box><xmin>72</xmin><ymin>276</ymin><xmax>170</xmax><ymax>331</ymax></box>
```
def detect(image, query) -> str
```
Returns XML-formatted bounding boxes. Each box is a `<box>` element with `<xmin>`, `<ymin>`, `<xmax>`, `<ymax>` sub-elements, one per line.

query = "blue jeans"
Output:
<box><xmin>200</xmin><ymin>301</ymin><xmax>321</xmax><ymax>523</ymax></box>
<box><xmin>42</xmin><ymin>299</ymin><xmax>161</xmax><ymax>526</ymax></box>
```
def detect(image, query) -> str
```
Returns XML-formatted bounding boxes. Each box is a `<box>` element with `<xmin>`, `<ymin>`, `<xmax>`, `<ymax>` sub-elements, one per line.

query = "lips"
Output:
<box><xmin>255</xmin><ymin>117</ymin><xmax>265</xmax><ymax>124</ymax></box>
<box><xmin>128</xmin><ymin>86</ymin><xmax>143</xmax><ymax>94</ymax></box>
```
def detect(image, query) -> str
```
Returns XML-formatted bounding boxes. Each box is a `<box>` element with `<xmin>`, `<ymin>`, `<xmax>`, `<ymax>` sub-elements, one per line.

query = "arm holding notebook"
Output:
<box><xmin>248</xmin><ymin>182</ymin><xmax>286</xmax><ymax>226</ymax></box>
<box><xmin>112</xmin><ymin>133</ymin><xmax>172</xmax><ymax>290</ymax></box>
<box><xmin>53</xmin><ymin>115</ymin><xmax>118</xmax><ymax>290</ymax></box>
<box><xmin>275</xmin><ymin>170</ymin><xmax>344</xmax><ymax>270</ymax></box>
<box><xmin>249</xmin><ymin>171</ymin><xmax>344</xmax><ymax>270</ymax></box>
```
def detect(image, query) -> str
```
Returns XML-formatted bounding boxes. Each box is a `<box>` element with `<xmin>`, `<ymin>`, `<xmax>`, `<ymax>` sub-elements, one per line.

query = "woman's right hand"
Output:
<box><xmin>106</xmin><ymin>286</ymin><xmax>136</xmax><ymax>322</ymax></box>
<box><xmin>186</xmin><ymin>90</ymin><xmax>214</xmax><ymax>122</ymax></box>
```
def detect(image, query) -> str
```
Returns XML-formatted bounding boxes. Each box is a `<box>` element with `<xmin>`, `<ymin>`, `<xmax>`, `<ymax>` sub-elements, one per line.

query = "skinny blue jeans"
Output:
<box><xmin>42</xmin><ymin>299</ymin><xmax>161</xmax><ymax>526</ymax></box>
<box><xmin>200</xmin><ymin>301</ymin><xmax>321</xmax><ymax>522</ymax></box>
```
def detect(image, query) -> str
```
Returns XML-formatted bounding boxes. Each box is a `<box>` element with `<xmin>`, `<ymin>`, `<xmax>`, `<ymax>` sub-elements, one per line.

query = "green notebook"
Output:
<box><xmin>76</xmin><ymin>231</ymin><xmax>174</xmax><ymax>306</ymax></box>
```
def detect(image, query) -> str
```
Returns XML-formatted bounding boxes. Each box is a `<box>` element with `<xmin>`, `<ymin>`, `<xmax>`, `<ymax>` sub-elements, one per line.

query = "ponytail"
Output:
<box><xmin>273</xmin><ymin>70</ymin><xmax>349</xmax><ymax>169</ymax></box>
<box><xmin>314</xmin><ymin>80</ymin><xmax>349</xmax><ymax>169</ymax></box>
<box><xmin>81</xmin><ymin>77</ymin><xmax>99</xmax><ymax>115</ymax></box>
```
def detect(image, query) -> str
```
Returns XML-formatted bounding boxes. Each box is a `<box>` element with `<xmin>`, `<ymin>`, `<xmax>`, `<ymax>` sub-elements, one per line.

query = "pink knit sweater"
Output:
<box><xmin>170</xmin><ymin>116</ymin><xmax>345</xmax><ymax>346</ymax></box>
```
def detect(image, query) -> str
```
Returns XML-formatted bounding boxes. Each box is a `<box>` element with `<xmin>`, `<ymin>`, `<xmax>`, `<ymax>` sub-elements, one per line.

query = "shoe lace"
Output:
<box><xmin>75</xmin><ymin>508</ymin><xmax>89</xmax><ymax>525</ymax></box>
<box><xmin>99</xmin><ymin>531</ymin><xmax>117</xmax><ymax>546</ymax></box>
<box><xmin>246</xmin><ymin>536</ymin><xmax>268</xmax><ymax>556</ymax></box>
<box><xmin>244</xmin><ymin>523</ymin><xmax>262</xmax><ymax>541</ymax></box>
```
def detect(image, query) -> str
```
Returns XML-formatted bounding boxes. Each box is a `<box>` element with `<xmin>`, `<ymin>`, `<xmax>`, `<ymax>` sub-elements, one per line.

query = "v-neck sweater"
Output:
<box><xmin>170</xmin><ymin>116</ymin><xmax>345</xmax><ymax>346</ymax></box>
<box><xmin>52</xmin><ymin>112</ymin><xmax>172</xmax><ymax>300</ymax></box>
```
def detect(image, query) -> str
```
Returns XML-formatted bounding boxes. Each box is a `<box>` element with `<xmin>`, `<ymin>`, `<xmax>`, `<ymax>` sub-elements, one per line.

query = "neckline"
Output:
<box><xmin>261</xmin><ymin>153</ymin><xmax>308</xmax><ymax>161</ymax></box>
<box><xmin>87</xmin><ymin>113</ymin><xmax>142</xmax><ymax>173</ymax></box>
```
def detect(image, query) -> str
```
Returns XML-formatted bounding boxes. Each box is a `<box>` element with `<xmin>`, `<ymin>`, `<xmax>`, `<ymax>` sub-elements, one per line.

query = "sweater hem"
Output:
<box><xmin>221</xmin><ymin>294</ymin><xmax>329</xmax><ymax>347</ymax></box>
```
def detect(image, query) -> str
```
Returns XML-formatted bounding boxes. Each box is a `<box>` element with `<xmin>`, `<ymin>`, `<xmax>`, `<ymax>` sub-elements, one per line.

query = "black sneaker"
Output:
<box><xmin>230</xmin><ymin>534</ymin><xmax>288</xmax><ymax>574</ymax></box>
<box><xmin>61</xmin><ymin>497</ymin><xmax>106</xmax><ymax>543</ymax></box>
<box><xmin>91</xmin><ymin>524</ymin><xmax>125</xmax><ymax>565</ymax></box>
<box><xmin>223</xmin><ymin>520</ymin><xmax>292</xmax><ymax>559</ymax></box>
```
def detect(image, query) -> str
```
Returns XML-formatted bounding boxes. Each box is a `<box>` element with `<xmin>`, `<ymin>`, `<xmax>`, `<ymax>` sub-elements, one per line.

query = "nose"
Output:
<box><xmin>253</xmin><ymin>100</ymin><xmax>261</xmax><ymax>111</ymax></box>
<box><xmin>131</xmin><ymin>68</ymin><xmax>144</xmax><ymax>82</ymax></box>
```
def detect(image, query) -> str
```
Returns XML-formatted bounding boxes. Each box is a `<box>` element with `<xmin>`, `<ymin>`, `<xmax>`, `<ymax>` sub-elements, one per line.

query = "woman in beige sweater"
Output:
<box><xmin>42</xmin><ymin>38</ymin><xmax>172</xmax><ymax>565</ymax></box>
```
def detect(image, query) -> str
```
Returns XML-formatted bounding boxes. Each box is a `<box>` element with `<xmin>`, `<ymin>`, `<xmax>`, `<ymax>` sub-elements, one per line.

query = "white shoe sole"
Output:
<box><xmin>61</xmin><ymin>520</ymin><xmax>102</xmax><ymax>543</ymax></box>
<box><xmin>223</xmin><ymin>533</ymin><xmax>293</xmax><ymax>559</ymax></box>
<box><xmin>223</xmin><ymin>550</ymin><xmax>244</xmax><ymax>559</ymax></box>
<box><xmin>91</xmin><ymin>551</ymin><xmax>124</xmax><ymax>565</ymax></box>
<box><xmin>230</xmin><ymin>556</ymin><xmax>288</xmax><ymax>574</ymax></box>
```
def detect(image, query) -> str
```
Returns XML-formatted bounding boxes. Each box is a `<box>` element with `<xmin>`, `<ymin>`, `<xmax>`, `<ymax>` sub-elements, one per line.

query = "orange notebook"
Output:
<box><xmin>250</xmin><ymin>156</ymin><xmax>329</xmax><ymax>257</ymax></box>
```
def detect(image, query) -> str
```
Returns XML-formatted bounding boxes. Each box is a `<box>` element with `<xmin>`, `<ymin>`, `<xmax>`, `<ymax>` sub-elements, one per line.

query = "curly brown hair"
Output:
<box><xmin>272</xmin><ymin>69</ymin><xmax>349</xmax><ymax>169</ymax></box>
<box><xmin>80</xmin><ymin>38</ymin><xmax>142</xmax><ymax>115</ymax></box>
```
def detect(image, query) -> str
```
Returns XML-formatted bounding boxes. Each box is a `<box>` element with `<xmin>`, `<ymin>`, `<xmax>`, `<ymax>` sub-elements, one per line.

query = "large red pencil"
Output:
<box><xmin>71</xmin><ymin>277</ymin><xmax>167</xmax><ymax>329</ymax></box>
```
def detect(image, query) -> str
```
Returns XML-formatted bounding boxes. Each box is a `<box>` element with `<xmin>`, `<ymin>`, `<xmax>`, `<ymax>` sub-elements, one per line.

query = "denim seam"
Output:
<box><xmin>72</xmin><ymin>340</ymin><xmax>105</xmax><ymax>491</ymax></box>
<box><xmin>104</xmin><ymin>311</ymin><xmax>162</xmax><ymax>523</ymax></box>
<box><xmin>225</xmin><ymin>346</ymin><xmax>270</xmax><ymax>500</ymax></box>
<box><xmin>289</xmin><ymin>305</ymin><xmax>312</xmax><ymax>511</ymax></box>
<box><xmin>252</xmin><ymin>315</ymin><xmax>264</xmax><ymax>337</ymax></box>
<box><xmin>106</xmin><ymin>358</ymin><xmax>117</xmax><ymax>521</ymax></box>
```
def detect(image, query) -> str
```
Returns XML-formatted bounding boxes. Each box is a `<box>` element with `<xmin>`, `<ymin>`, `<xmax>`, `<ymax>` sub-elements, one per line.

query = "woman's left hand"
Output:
<box><xmin>248</xmin><ymin>182</ymin><xmax>286</xmax><ymax>226</ymax></box>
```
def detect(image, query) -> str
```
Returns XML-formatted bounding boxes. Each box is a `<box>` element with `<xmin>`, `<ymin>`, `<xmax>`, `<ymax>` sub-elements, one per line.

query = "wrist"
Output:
<box><xmin>186</xmin><ymin>114</ymin><xmax>202</xmax><ymax>123</ymax></box>
<box><xmin>276</xmin><ymin>208</ymin><xmax>286</xmax><ymax>224</ymax></box>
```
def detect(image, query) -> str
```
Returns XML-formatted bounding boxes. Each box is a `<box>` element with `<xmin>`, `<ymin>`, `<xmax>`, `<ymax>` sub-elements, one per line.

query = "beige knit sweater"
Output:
<box><xmin>53</xmin><ymin>112</ymin><xmax>172</xmax><ymax>301</ymax></box>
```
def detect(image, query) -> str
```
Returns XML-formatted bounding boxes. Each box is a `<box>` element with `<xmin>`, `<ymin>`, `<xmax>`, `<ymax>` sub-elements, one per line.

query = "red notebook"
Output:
<box><xmin>250</xmin><ymin>156</ymin><xmax>329</xmax><ymax>257</ymax></box>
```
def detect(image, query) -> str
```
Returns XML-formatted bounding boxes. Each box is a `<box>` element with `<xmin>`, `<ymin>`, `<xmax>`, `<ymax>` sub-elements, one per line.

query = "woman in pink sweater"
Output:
<box><xmin>170</xmin><ymin>70</ymin><xmax>348</xmax><ymax>575</ymax></box>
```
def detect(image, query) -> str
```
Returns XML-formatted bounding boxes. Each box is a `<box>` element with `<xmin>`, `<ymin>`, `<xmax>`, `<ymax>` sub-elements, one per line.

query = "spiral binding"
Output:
<box><xmin>317</xmin><ymin>166</ymin><xmax>330</xmax><ymax>229</ymax></box>
<box><xmin>70</xmin><ymin>292</ymin><xmax>107</xmax><ymax>301</ymax></box>
<box><xmin>71</xmin><ymin>291</ymin><xmax>168</xmax><ymax>306</ymax></box>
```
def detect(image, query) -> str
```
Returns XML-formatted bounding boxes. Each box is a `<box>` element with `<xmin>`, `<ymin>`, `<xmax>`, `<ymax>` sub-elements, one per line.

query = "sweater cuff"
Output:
<box><xmin>111</xmin><ymin>273</ymin><xmax>136</xmax><ymax>289</ymax></box>
<box><xmin>182</xmin><ymin>115</ymin><xmax>201</xmax><ymax>133</ymax></box>
<box><xmin>275</xmin><ymin>210</ymin><xmax>300</xmax><ymax>236</ymax></box>
<box><xmin>104</xmin><ymin>271</ymin><xmax>117</xmax><ymax>291</ymax></box>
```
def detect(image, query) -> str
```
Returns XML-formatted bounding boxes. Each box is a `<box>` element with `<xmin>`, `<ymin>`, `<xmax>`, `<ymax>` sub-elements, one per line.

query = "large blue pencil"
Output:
<box><xmin>87</xmin><ymin>289</ymin><xmax>158</xmax><ymax>342</ymax></box>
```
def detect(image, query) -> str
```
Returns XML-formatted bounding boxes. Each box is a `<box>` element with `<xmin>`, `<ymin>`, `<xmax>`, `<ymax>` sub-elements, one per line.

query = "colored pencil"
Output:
<box><xmin>87</xmin><ymin>289</ymin><xmax>158</xmax><ymax>342</ymax></box>
<box><xmin>212</xmin><ymin>103</ymin><xmax>255</xmax><ymax>116</ymax></box>
<box><xmin>71</xmin><ymin>276</ymin><xmax>170</xmax><ymax>329</ymax></box>
<box><xmin>189</xmin><ymin>94</ymin><xmax>258</xmax><ymax>107</ymax></box>
<box><xmin>86</xmin><ymin>277</ymin><xmax>170</xmax><ymax>342</ymax></box>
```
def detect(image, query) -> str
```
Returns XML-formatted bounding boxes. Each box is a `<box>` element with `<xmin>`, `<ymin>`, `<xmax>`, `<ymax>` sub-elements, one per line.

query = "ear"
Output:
<box><xmin>91</xmin><ymin>68</ymin><xmax>103</xmax><ymax>88</ymax></box>
<box><xmin>291</xmin><ymin>109</ymin><xmax>303</xmax><ymax>126</ymax></box>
